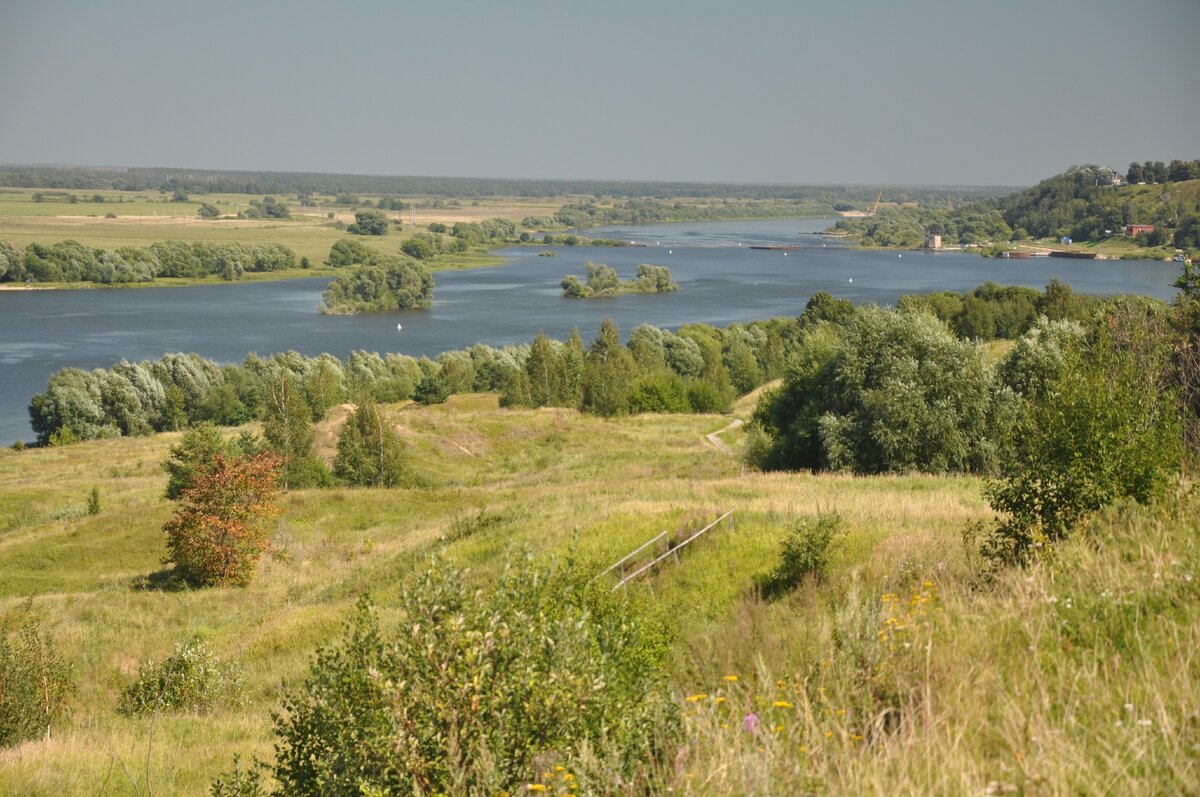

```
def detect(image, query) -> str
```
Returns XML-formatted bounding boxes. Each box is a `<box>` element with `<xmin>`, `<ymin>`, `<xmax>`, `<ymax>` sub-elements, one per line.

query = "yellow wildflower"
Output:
<box><xmin>685</xmin><ymin>693</ymin><xmax>708</xmax><ymax>702</ymax></box>
<box><xmin>528</xmin><ymin>786</ymin><xmax>546</xmax><ymax>793</ymax></box>
<box><xmin>773</xmin><ymin>724</ymin><xmax>784</xmax><ymax>733</ymax></box>
<box><xmin>724</xmin><ymin>674</ymin><xmax>739</xmax><ymax>681</ymax></box>
<box><xmin>773</xmin><ymin>700</ymin><xmax>793</xmax><ymax>709</ymax></box>
<box><xmin>554</xmin><ymin>766</ymin><xmax>565</xmax><ymax>772</ymax></box>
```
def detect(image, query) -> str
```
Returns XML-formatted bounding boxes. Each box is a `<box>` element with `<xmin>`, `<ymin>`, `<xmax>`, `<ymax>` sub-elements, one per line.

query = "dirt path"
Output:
<box><xmin>705</xmin><ymin>418</ymin><xmax>744</xmax><ymax>455</ymax></box>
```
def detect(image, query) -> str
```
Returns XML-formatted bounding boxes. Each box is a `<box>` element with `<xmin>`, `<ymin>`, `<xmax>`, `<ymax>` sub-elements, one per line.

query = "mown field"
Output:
<box><xmin>1</xmin><ymin>389</ymin><xmax>1195</xmax><ymax>795</ymax></box>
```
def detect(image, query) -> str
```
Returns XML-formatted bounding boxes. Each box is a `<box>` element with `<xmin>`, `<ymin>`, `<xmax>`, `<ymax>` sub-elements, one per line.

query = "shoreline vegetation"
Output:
<box><xmin>21</xmin><ymin>278</ymin><xmax>1150</xmax><ymax>447</ymax></box>
<box><xmin>560</xmin><ymin>262</ymin><xmax>677</xmax><ymax>299</ymax></box>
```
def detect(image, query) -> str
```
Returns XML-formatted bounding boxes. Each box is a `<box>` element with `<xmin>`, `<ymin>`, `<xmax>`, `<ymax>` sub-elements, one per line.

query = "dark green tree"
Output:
<box><xmin>263</xmin><ymin>376</ymin><xmax>327</xmax><ymax>488</ymax></box>
<box><xmin>163</xmin><ymin>422</ymin><xmax>231</xmax><ymax>499</ymax></box>
<box><xmin>347</xmin><ymin>210</ymin><xmax>389</xmax><ymax>235</ymax></box>
<box><xmin>333</xmin><ymin>400</ymin><xmax>410</xmax><ymax>487</ymax></box>
<box><xmin>580</xmin><ymin>317</ymin><xmax>635</xmax><ymax>416</ymax></box>
<box><xmin>984</xmin><ymin>305</ymin><xmax>1182</xmax><ymax>562</ymax></box>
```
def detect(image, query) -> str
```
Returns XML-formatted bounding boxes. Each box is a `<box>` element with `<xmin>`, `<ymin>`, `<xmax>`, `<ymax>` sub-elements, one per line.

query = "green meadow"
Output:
<box><xmin>1</xmin><ymin>389</ymin><xmax>1194</xmax><ymax>794</ymax></box>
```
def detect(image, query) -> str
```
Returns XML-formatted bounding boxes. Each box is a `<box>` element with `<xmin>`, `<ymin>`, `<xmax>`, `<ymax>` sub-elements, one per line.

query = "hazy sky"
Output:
<box><xmin>1</xmin><ymin>0</ymin><xmax>1196</xmax><ymax>186</ymax></box>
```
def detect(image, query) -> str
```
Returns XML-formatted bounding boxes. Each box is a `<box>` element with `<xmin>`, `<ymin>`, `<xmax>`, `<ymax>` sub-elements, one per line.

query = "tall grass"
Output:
<box><xmin>0</xmin><ymin>397</ymin><xmax>1194</xmax><ymax>794</ymax></box>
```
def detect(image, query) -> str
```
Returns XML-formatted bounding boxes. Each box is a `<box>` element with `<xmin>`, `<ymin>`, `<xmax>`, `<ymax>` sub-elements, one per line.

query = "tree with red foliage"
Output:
<box><xmin>163</xmin><ymin>452</ymin><xmax>282</xmax><ymax>587</ymax></box>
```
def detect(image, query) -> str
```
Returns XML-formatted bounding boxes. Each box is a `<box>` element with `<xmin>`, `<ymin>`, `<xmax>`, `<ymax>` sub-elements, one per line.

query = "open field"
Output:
<box><xmin>0</xmin><ymin>188</ymin><xmax>542</xmax><ymax>281</ymax></box>
<box><xmin>1</xmin><ymin>391</ymin><xmax>1195</xmax><ymax>794</ymax></box>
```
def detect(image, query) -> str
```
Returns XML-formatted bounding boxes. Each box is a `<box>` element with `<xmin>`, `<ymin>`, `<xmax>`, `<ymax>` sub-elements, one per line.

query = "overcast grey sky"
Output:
<box><xmin>0</xmin><ymin>0</ymin><xmax>1196</xmax><ymax>186</ymax></box>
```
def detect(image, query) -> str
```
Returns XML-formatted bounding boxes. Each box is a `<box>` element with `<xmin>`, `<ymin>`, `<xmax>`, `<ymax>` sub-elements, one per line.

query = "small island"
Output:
<box><xmin>561</xmin><ymin>262</ymin><xmax>677</xmax><ymax>299</ymax></box>
<box><xmin>320</xmin><ymin>257</ymin><xmax>434</xmax><ymax>315</ymax></box>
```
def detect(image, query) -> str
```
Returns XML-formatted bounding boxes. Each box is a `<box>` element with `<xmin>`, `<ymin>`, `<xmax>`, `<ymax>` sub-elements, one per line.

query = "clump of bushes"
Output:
<box><xmin>561</xmin><ymin>262</ymin><xmax>676</xmax><ymax>298</ymax></box>
<box><xmin>0</xmin><ymin>620</ymin><xmax>74</xmax><ymax>748</ymax></box>
<box><xmin>119</xmin><ymin>638</ymin><xmax>245</xmax><ymax>716</ymax></box>
<box><xmin>212</xmin><ymin>556</ymin><xmax>676</xmax><ymax>796</ymax></box>
<box><xmin>765</xmin><ymin>513</ymin><xmax>843</xmax><ymax>594</ymax></box>
<box><xmin>981</xmin><ymin>300</ymin><xmax>1182</xmax><ymax>563</ymax></box>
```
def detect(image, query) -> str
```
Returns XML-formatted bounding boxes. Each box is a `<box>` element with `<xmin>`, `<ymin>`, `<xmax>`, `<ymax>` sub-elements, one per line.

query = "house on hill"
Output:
<box><xmin>1125</xmin><ymin>224</ymin><xmax>1155</xmax><ymax>237</ymax></box>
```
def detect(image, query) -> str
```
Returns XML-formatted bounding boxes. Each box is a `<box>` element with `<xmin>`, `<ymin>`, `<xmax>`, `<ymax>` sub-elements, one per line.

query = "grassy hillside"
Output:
<box><xmin>0</xmin><ymin>394</ymin><xmax>1195</xmax><ymax>794</ymax></box>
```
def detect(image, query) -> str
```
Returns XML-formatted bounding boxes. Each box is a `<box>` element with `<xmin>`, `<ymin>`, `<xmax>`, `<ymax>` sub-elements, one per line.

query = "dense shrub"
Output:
<box><xmin>212</xmin><ymin>557</ymin><xmax>677</xmax><ymax>796</ymax></box>
<box><xmin>163</xmin><ymin>452</ymin><xmax>283</xmax><ymax>587</ymax></box>
<box><xmin>119</xmin><ymin>638</ymin><xmax>245</xmax><ymax>716</ymax></box>
<box><xmin>333</xmin><ymin>400</ymin><xmax>411</xmax><ymax>487</ymax></box>
<box><xmin>326</xmin><ymin>238</ymin><xmax>377</xmax><ymax>268</ymax></box>
<box><xmin>319</xmin><ymin>258</ymin><xmax>434</xmax><ymax>315</ymax></box>
<box><xmin>766</xmin><ymin>513</ymin><xmax>843</xmax><ymax>592</ymax></box>
<box><xmin>0</xmin><ymin>620</ymin><xmax>74</xmax><ymax>747</ymax></box>
<box><xmin>752</xmin><ymin>307</ymin><xmax>998</xmax><ymax>473</ymax></box>
<box><xmin>628</xmin><ymin>370</ymin><xmax>692</xmax><ymax>413</ymax></box>
<box><xmin>983</xmin><ymin>303</ymin><xmax>1183</xmax><ymax>562</ymax></box>
<box><xmin>346</xmin><ymin>209</ymin><xmax>388</xmax><ymax>235</ymax></box>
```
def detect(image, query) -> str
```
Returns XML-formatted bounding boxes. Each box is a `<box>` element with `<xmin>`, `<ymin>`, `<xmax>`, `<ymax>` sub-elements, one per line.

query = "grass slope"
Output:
<box><xmin>0</xmin><ymin>395</ymin><xmax>1194</xmax><ymax>794</ymax></box>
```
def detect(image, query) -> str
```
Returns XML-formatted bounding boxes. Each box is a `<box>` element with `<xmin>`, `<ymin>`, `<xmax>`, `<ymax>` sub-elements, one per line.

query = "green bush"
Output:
<box><xmin>119</xmin><ymin>637</ymin><xmax>245</xmax><ymax>716</ymax></box>
<box><xmin>766</xmin><ymin>513</ymin><xmax>843</xmax><ymax>593</ymax></box>
<box><xmin>412</xmin><ymin>372</ymin><xmax>450</xmax><ymax>405</ymax></box>
<box><xmin>685</xmin><ymin>379</ymin><xmax>730</xmax><ymax>413</ymax></box>
<box><xmin>983</xmin><ymin>304</ymin><xmax>1183</xmax><ymax>563</ymax></box>
<box><xmin>333</xmin><ymin>399</ymin><xmax>412</xmax><ymax>487</ymax></box>
<box><xmin>628</xmin><ymin>371</ymin><xmax>692</xmax><ymax>413</ymax></box>
<box><xmin>214</xmin><ymin>556</ymin><xmax>676</xmax><ymax>796</ymax></box>
<box><xmin>0</xmin><ymin>620</ymin><xmax>74</xmax><ymax>748</ymax></box>
<box><xmin>753</xmin><ymin>307</ymin><xmax>998</xmax><ymax>474</ymax></box>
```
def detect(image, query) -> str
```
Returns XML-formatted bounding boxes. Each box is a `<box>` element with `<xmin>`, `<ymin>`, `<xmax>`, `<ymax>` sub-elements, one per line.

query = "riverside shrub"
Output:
<box><xmin>213</xmin><ymin>557</ymin><xmax>677</xmax><ymax>796</ymax></box>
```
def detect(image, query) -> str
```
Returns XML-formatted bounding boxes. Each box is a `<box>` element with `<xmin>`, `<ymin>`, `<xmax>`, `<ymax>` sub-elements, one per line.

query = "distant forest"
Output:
<box><xmin>0</xmin><ymin>164</ymin><xmax>1010</xmax><ymax>204</ymax></box>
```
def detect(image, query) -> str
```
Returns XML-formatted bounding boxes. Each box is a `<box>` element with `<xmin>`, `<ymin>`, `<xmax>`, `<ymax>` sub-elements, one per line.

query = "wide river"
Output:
<box><xmin>0</xmin><ymin>218</ymin><xmax>1182</xmax><ymax>443</ymax></box>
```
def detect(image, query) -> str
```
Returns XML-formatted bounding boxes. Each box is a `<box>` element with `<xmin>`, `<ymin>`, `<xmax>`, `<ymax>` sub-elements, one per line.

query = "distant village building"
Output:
<box><xmin>1061</xmin><ymin>236</ymin><xmax>1072</xmax><ymax>245</ymax></box>
<box><xmin>924</xmin><ymin>232</ymin><xmax>942</xmax><ymax>249</ymax></box>
<box><xmin>1125</xmin><ymin>224</ymin><xmax>1155</xmax><ymax>237</ymax></box>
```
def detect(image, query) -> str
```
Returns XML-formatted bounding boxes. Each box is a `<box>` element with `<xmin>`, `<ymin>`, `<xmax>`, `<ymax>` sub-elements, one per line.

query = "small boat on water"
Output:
<box><xmin>396</xmin><ymin>323</ymin><xmax>403</xmax><ymax>331</ymax></box>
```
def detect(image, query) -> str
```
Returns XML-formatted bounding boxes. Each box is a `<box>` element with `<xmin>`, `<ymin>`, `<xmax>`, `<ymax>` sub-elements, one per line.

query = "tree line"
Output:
<box><xmin>0</xmin><ymin>239</ymin><xmax>297</xmax><ymax>284</ymax></box>
<box><xmin>0</xmin><ymin>164</ymin><xmax>1008</xmax><ymax>203</ymax></box>
<box><xmin>29</xmin><ymin>279</ymin><xmax>1158</xmax><ymax>447</ymax></box>
<box><xmin>749</xmin><ymin>271</ymin><xmax>1200</xmax><ymax>566</ymax></box>
<box><xmin>522</xmin><ymin>197</ymin><xmax>838</xmax><ymax>230</ymax></box>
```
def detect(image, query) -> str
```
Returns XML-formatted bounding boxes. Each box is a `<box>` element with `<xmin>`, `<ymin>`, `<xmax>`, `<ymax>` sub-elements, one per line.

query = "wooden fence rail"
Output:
<box><xmin>611</xmin><ymin>510</ymin><xmax>735</xmax><ymax>591</ymax></box>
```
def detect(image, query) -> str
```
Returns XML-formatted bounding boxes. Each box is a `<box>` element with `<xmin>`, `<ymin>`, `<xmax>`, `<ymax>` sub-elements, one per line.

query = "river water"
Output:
<box><xmin>0</xmin><ymin>218</ymin><xmax>1182</xmax><ymax>443</ymax></box>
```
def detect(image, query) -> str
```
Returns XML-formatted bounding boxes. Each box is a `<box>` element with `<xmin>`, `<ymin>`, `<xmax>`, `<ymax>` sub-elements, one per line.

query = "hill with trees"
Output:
<box><xmin>834</xmin><ymin>161</ymin><xmax>1200</xmax><ymax>255</ymax></box>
